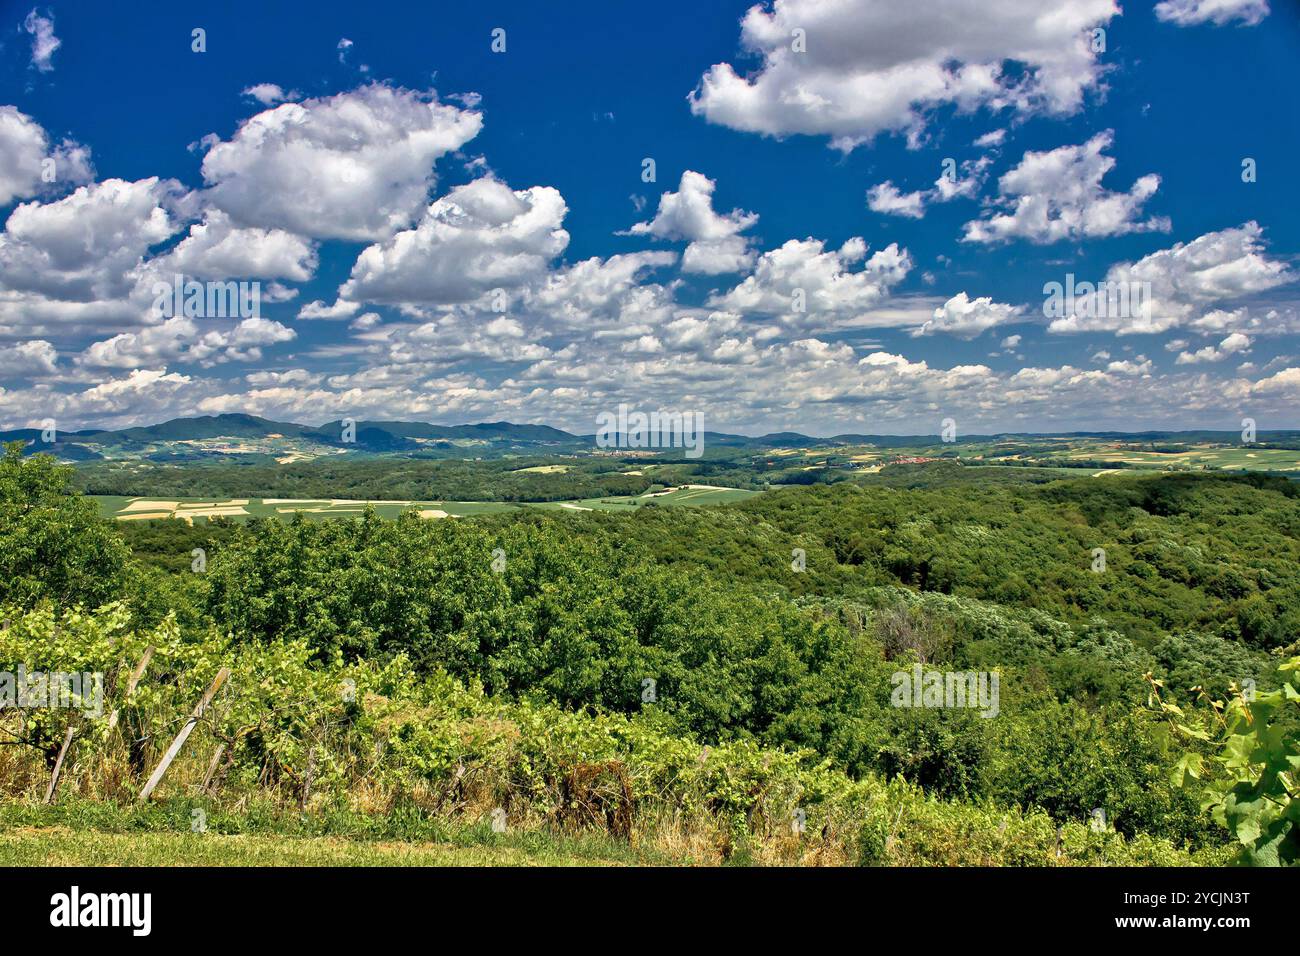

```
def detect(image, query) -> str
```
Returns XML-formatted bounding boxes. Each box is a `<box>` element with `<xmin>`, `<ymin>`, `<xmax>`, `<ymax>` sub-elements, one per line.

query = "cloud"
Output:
<box><xmin>679</xmin><ymin>235</ymin><xmax>754</xmax><ymax>275</ymax></box>
<box><xmin>146</xmin><ymin>209</ymin><xmax>317</xmax><ymax>283</ymax></box>
<box><xmin>1048</xmin><ymin>222</ymin><xmax>1293</xmax><ymax>334</ymax></box>
<box><xmin>626</xmin><ymin>170</ymin><xmax>757</xmax><ymax>241</ymax></box>
<box><xmin>242</xmin><ymin>84</ymin><xmax>299</xmax><ymax>106</ymax></box>
<box><xmin>297</xmin><ymin>298</ymin><xmax>362</xmax><ymax>320</ymax></box>
<box><xmin>1186</xmin><ymin>306</ymin><xmax>1300</xmax><ymax>335</ymax></box>
<box><xmin>0</xmin><ymin>177</ymin><xmax>189</xmax><ymax>304</ymax></box>
<box><xmin>963</xmin><ymin>132</ymin><xmax>1168</xmax><ymax>244</ymax></box>
<box><xmin>690</xmin><ymin>0</ymin><xmax>1118</xmax><ymax>151</ymax></box>
<box><xmin>3</xmin><ymin>8</ymin><xmax>1297</xmax><ymax>437</ymax></box>
<box><xmin>78</xmin><ymin>317</ymin><xmax>207</xmax><ymax>369</ymax></box>
<box><xmin>1155</xmin><ymin>0</ymin><xmax>1269</xmax><ymax>27</ymax></box>
<box><xmin>23</xmin><ymin>9</ymin><xmax>60</xmax><ymax>72</ymax></box>
<box><xmin>624</xmin><ymin>170</ymin><xmax>758</xmax><ymax>274</ymax></box>
<box><xmin>201</xmin><ymin>84</ymin><xmax>483</xmax><ymax>241</ymax></box>
<box><xmin>1175</xmin><ymin>332</ymin><xmax>1252</xmax><ymax>364</ymax></box>
<box><xmin>0</xmin><ymin>339</ymin><xmax>58</xmax><ymax>377</ymax></box>
<box><xmin>0</xmin><ymin>106</ymin><xmax>93</xmax><ymax>206</ymax></box>
<box><xmin>1252</xmin><ymin>366</ymin><xmax>1300</xmax><ymax>395</ymax></box>
<box><xmin>867</xmin><ymin>182</ymin><xmax>926</xmax><ymax>219</ymax></box>
<box><xmin>527</xmin><ymin>251</ymin><xmax>677</xmax><ymax>329</ymax></box>
<box><xmin>1106</xmin><ymin>357</ymin><xmax>1153</xmax><ymax>376</ymax></box>
<box><xmin>913</xmin><ymin>292</ymin><xmax>1023</xmax><ymax>338</ymax></box>
<box><xmin>0</xmin><ymin>175</ymin><xmax>322</xmax><ymax>344</ymax></box>
<box><xmin>339</xmin><ymin>176</ymin><xmax>569</xmax><ymax>306</ymax></box>
<box><xmin>710</xmin><ymin>236</ymin><xmax>911</xmax><ymax>328</ymax></box>
<box><xmin>229</xmin><ymin>316</ymin><xmax>296</xmax><ymax>349</ymax></box>
<box><xmin>79</xmin><ymin>315</ymin><xmax>296</xmax><ymax>369</ymax></box>
<box><xmin>19</xmin><ymin>327</ymin><xmax>1300</xmax><ymax>436</ymax></box>
<box><xmin>75</xmin><ymin>368</ymin><xmax>195</xmax><ymax>418</ymax></box>
<box><xmin>869</xmin><ymin>156</ymin><xmax>990</xmax><ymax>219</ymax></box>
<box><xmin>246</xmin><ymin>369</ymin><xmax>322</xmax><ymax>387</ymax></box>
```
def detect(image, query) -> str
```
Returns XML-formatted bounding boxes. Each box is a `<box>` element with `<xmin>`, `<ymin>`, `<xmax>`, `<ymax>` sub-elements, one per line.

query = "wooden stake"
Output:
<box><xmin>43</xmin><ymin>725</ymin><xmax>76</xmax><ymax>805</ymax></box>
<box><xmin>201</xmin><ymin>742</ymin><xmax>227</xmax><ymax>794</ymax></box>
<box><xmin>108</xmin><ymin>645</ymin><xmax>154</xmax><ymax>732</ymax></box>
<box><xmin>138</xmin><ymin>667</ymin><xmax>229</xmax><ymax>802</ymax></box>
<box><xmin>299</xmin><ymin>744</ymin><xmax>317</xmax><ymax>810</ymax></box>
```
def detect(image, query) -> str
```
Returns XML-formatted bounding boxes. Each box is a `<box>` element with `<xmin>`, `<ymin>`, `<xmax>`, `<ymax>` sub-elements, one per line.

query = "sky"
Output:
<box><xmin>1</xmin><ymin>0</ymin><xmax>1298</xmax><ymax>436</ymax></box>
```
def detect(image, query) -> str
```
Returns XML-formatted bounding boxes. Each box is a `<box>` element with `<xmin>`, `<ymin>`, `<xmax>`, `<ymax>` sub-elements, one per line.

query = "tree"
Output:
<box><xmin>0</xmin><ymin>441</ymin><xmax>131</xmax><ymax>609</ymax></box>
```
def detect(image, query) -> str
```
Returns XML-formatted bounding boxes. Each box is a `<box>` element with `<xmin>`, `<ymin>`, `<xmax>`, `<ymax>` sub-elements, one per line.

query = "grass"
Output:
<box><xmin>1036</xmin><ymin>443</ymin><xmax>1300</xmax><ymax>471</ymax></box>
<box><xmin>0</xmin><ymin>827</ymin><xmax>629</xmax><ymax>866</ymax></box>
<box><xmin>0</xmin><ymin>799</ymin><xmax>683</xmax><ymax>867</ymax></box>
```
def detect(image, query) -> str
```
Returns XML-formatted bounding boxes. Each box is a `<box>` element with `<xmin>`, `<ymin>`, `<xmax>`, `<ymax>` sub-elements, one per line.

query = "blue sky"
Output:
<box><xmin>1</xmin><ymin>0</ymin><xmax>1298</xmax><ymax>434</ymax></box>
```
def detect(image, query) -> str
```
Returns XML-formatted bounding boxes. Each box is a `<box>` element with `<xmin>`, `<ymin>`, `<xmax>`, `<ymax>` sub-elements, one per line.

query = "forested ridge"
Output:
<box><xmin>74</xmin><ymin>455</ymin><xmax>660</xmax><ymax>502</ymax></box>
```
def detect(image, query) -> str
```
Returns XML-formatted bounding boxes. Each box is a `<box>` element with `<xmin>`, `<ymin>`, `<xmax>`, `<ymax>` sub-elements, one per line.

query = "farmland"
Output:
<box><xmin>974</xmin><ymin>440</ymin><xmax>1300</xmax><ymax>473</ymax></box>
<box><xmin>91</xmin><ymin>484</ymin><xmax>759</xmax><ymax>523</ymax></box>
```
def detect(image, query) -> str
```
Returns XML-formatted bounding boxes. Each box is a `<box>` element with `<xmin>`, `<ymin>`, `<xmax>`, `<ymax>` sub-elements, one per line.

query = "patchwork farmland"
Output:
<box><xmin>92</xmin><ymin>484</ymin><xmax>758</xmax><ymax>523</ymax></box>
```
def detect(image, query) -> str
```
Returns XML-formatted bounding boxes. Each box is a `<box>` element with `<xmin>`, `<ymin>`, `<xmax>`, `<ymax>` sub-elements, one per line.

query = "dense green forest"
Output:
<box><xmin>3</xmin><ymin>443</ymin><xmax>1297</xmax><ymax>865</ymax></box>
<box><xmin>73</xmin><ymin>456</ymin><xmax>663</xmax><ymax>502</ymax></box>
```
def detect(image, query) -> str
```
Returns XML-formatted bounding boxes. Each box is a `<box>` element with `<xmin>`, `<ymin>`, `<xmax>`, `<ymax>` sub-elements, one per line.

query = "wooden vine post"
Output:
<box><xmin>43</xmin><ymin>725</ymin><xmax>77</xmax><ymax>805</ymax></box>
<box><xmin>201</xmin><ymin>742</ymin><xmax>227</xmax><ymax>794</ymax></box>
<box><xmin>107</xmin><ymin>645</ymin><xmax>154</xmax><ymax>732</ymax></box>
<box><xmin>138</xmin><ymin>667</ymin><xmax>230</xmax><ymax>802</ymax></box>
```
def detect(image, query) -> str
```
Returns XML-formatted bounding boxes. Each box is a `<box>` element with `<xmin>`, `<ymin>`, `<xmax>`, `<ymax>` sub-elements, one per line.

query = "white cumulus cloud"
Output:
<box><xmin>710</xmin><ymin>236</ymin><xmax>911</xmax><ymax>328</ymax></box>
<box><xmin>690</xmin><ymin>0</ymin><xmax>1118</xmax><ymax>151</ymax></box>
<box><xmin>963</xmin><ymin>132</ymin><xmax>1168</xmax><ymax>244</ymax></box>
<box><xmin>201</xmin><ymin>84</ymin><xmax>483</xmax><ymax>241</ymax></box>
<box><xmin>340</xmin><ymin>176</ymin><xmax>569</xmax><ymax>306</ymax></box>
<box><xmin>913</xmin><ymin>292</ymin><xmax>1023</xmax><ymax>338</ymax></box>
<box><xmin>624</xmin><ymin>170</ymin><xmax>758</xmax><ymax>275</ymax></box>
<box><xmin>0</xmin><ymin>106</ymin><xmax>93</xmax><ymax>206</ymax></box>
<box><xmin>1175</xmin><ymin>332</ymin><xmax>1252</xmax><ymax>364</ymax></box>
<box><xmin>1048</xmin><ymin>222</ymin><xmax>1293</xmax><ymax>334</ymax></box>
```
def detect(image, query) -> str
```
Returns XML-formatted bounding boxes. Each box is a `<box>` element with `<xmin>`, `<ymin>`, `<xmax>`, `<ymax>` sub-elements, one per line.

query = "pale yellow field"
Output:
<box><xmin>119</xmin><ymin>499</ymin><xmax>252</xmax><ymax>520</ymax></box>
<box><xmin>121</xmin><ymin>499</ymin><xmax>180</xmax><ymax>512</ymax></box>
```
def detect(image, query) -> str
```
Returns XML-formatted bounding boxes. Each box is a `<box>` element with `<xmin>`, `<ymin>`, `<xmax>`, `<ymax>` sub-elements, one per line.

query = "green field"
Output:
<box><xmin>91</xmin><ymin>484</ymin><xmax>759</xmax><ymax>523</ymax></box>
<box><xmin>984</xmin><ymin>441</ymin><xmax>1300</xmax><ymax>472</ymax></box>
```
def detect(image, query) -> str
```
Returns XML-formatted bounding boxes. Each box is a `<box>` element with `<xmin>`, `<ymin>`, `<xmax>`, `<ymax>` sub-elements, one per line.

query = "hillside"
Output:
<box><xmin>2</xmin><ymin>442</ymin><xmax>1296</xmax><ymax>868</ymax></box>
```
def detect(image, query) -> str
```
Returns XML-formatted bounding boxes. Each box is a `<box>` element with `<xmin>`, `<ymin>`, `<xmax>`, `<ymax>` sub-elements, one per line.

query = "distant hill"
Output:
<box><xmin>316</xmin><ymin>420</ymin><xmax>578</xmax><ymax>443</ymax></box>
<box><xmin>0</xmin><ymin>414</ymin><xmax>588</xmax><ymax>459</ymax></box>
<box><xmin>4</xmin><ymin>415</ymin><xmax>1300</xmax><ymax>463</ymax></box>
<box><xmin>89</xmin><ymin>414</ymin><xmax>316</xmax><ymax>442</ymax></box>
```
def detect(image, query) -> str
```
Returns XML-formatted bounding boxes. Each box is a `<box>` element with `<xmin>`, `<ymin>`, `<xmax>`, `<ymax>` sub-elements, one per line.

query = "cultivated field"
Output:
<box><xmin>991</xmin><ymin>442</ymin><xmax>1300</xmax><ymax>472</ymax></box>
<box><xmin>92</xmin><ymin>485</ymin><xmax>759</xmax><ymax>523</ymax></box>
